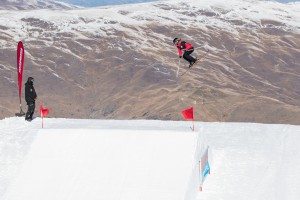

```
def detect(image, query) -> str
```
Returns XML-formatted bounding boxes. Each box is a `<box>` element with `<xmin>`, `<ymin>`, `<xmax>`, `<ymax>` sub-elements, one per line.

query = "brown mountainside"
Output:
<box><xmin>0</xmin><ymin>0</ymin><xmax>300</xmax><ymax>124</ymax></box>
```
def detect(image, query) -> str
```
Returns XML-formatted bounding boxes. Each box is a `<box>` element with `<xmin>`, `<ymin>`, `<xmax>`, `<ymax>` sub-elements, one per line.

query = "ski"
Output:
<box><xmin>178</xmin><ymin>49</ymin><xmax>210</xmax><ymax>77</ymax></box>
<box><xmin>15</xmin><ymin>111</ymin><xmax>25</xmax><ymax>117</ymax></box>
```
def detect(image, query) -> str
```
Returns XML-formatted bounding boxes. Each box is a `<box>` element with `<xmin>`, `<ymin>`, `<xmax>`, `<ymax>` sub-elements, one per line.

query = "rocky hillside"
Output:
<box><xmin>0</xmin><ymin>0</ymin><xmax>300</xmax><ymax>124</ymax></box>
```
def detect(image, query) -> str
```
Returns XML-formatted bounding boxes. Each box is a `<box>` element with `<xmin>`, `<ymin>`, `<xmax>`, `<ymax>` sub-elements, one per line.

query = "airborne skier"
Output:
<box><xmin>173</xmin><ymin>37</ymin><xmax>198</xmax><ymax>68</ymax></box>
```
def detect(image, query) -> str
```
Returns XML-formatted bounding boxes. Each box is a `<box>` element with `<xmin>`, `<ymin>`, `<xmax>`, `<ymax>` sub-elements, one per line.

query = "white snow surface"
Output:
<box><xmin>1</xmin><ymin>117</ymin><xmax>300</xmax><ymax>200</ymax></box>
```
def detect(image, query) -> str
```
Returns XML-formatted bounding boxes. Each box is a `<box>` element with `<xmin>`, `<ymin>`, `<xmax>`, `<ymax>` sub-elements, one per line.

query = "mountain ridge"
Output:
<box><xmin>0</xmin><ymin>0</ymin><xmax>299</xmax><ymax>124</ymax></box>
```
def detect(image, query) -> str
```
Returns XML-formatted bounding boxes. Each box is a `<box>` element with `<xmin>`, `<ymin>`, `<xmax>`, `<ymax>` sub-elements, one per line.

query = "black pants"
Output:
<box><xmin>25</xmin><ymin>103</ymin><xmax>35</xmax><ymax>120</ymax></box>
<box><xmin>183</xmin><ymin>48</ymin><xmax>197</xmax><ymax>64</ymax></box>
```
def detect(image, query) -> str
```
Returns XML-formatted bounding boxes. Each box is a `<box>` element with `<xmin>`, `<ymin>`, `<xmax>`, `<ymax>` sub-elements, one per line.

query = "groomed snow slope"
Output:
<box><xmin>5</xmin><ymin>129</ymin><xmax>201</xmax><ymax>200</ymax></box>
<box><xmin>1</xmin><ymin>117</ymin><xmax>300</xmax><ymax>200</ymax></box>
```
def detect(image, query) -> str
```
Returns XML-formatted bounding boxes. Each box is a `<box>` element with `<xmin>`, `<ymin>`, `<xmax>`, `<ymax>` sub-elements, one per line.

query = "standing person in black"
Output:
<box><xmin>25</xmin><ymin>77</ymin><xmax>37</xmax><ymax>121</ymax></box>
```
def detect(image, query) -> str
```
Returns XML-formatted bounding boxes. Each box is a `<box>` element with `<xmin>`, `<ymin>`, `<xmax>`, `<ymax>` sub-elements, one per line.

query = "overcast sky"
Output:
<box><xmin>59</xmin><ymin>0</ymin><xmax>298</xmax><ymax>7</ymax></box>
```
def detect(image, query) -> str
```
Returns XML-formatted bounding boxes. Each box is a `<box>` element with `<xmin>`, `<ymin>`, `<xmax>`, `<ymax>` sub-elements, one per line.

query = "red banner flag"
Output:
<box><xmin>181</xmin><ymin>107</ymin><xmax>194</xmax><ymax>120</ymax></box>
<box><xmin>15</xmin><ymin>41</ymin><xmax>25</xmax><ymax>116</ymax></box>
<box><xmin>17</xmin><ymin>41</ymin><xmax>24</xmax><ymax>104</ymax></box>
<box><xmin>40</xmin><ymin>105</ymin><xmax>50</xmax><ymax>117</ymax></box>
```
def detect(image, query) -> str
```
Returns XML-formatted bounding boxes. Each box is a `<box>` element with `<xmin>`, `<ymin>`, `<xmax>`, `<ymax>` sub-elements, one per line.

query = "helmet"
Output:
<box><xmin>173</xmin><ymin>37</ymin><xmax>179</xmax><ymax>45</ymax></box>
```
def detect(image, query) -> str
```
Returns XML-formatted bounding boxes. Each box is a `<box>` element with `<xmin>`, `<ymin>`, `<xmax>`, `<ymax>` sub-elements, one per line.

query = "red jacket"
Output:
<box><xmin>177</xmin><ymin>41</ymin><xmax>193</xmax><ymax>56</ymax></box>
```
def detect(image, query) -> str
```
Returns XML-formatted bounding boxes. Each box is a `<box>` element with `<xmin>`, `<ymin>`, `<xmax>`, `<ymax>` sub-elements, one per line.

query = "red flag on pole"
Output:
<box><xmin>181</xmin><ymin>107</ymin><xmax>194</xmax><ymax>120</ymax></box>
<box><xmin>15</xmin><ymin>41</ymin><xmax>25</xmax><ymax>116</ymax></box>
<box><xmin>40</xmin><ymin>105</ymin><xmax>50</xmax><ymax>117</ymax></box>
<box><xmin>181</xmin><ymin>107</ymin><xmax>194</xmax><ymax>131</ymax></box>
<box><xmin>40</xmin><ymin>105</ymin><xmax>50</xmax><ymax>128</ymax></box>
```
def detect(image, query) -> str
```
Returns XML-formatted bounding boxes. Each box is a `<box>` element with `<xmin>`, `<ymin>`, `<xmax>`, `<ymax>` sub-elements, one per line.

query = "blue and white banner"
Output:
<box><xmin>200</xmin><ymin>146</ymin><xmax>210</xmax><ymax>190</ymax></box>
<box><xmin>202</xmin><ymin>161</ymin><xmax>210</xmax><ymax>181</ymax></box>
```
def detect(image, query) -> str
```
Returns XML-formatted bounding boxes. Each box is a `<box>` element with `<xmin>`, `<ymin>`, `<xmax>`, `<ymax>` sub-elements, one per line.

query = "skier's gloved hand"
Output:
<box><xmin>179</xmin><ymin>56</ymin><xmax>182</xmax><ymax>59</ymax></box>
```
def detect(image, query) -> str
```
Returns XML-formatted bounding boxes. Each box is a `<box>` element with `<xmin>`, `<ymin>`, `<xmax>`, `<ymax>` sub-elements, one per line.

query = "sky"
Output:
<box><xmin>59</xmin><ymin>0</ymin><xmax>299</xmax><ymax>7</ymax></box>
<box><xmin>1</xmin><ymin>117</ymin><xmax>300</xmax><ymax>200</ymax></box>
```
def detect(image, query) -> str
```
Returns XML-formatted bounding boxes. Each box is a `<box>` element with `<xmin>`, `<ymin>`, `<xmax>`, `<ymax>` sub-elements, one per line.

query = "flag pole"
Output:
<box><xmin>192</xmin><ymin>119</ymin><xmax>194</xmax><ymax>131</ymax></box>
<box><xmin>192</xmin><ymin>106</ymin><xmax>194</xmax><ymax>131</ymax></box>
<box><xmin>40</xmin><ymin>105</ymin><xmax>43</xmax><ymax>128</ymax></box>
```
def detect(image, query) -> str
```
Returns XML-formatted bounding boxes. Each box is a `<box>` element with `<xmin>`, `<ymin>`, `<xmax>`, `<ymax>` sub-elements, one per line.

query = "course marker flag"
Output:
<box><xmin>181</xmin><ymin>107</ymin><xmax>194</xmax><ymax>131</ymax></box>
<box><xmin>40</xmin><ymin>105</ymin><xmax>50</xmax><ymax>128</ymax></box>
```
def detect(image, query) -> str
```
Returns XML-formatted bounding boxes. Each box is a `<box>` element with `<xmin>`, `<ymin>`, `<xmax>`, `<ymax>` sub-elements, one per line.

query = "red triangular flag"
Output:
<box><xmin>40</xmin><ymin>105</ymin><xmax>50</xmax><ymax>117</ymax></box>
<box><xmin>181</xmin><ymin>107</ymin><xmax>194</xmax><ymax>120</ymax></box>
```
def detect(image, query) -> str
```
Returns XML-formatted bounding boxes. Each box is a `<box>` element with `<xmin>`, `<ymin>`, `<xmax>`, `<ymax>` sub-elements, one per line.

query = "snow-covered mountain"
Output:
<box><xmin>0</xmin><ymin>0</ymin><xmax>299</xmax><ymax>123</ymax></box>
<box><xmin>0</xmin><ymin>0</ymin><xmax>78</xmax><ymax>10</ymax></box>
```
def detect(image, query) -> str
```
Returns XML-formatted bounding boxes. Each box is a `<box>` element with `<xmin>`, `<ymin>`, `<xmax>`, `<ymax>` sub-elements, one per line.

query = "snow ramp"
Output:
<box><xmin>4</xmin><ymin>129</ymin><xmax>203</xmax><ymax>200</ymax></box>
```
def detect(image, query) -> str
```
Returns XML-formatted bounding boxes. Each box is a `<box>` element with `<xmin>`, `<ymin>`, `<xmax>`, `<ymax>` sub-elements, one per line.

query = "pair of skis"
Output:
<box><xmin>177</xmin><ymin>49</ymin><xmax>210</xmax><ymax>77</ymax></box>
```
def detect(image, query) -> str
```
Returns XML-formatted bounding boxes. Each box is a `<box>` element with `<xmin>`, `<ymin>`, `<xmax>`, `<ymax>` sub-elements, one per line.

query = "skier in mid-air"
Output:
<box><xmin>25</xmin><ymin>77</ymin><xmax>37</xmax><ymax>121</ymax></box>
<box><xmin>173</xmin><ymin>37</ymin><xmax>198</xmax><ymax>68</ymax></box>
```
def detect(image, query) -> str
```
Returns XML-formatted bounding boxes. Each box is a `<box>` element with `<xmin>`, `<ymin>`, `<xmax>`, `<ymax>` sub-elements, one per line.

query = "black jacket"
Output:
<box><xmin>25</xmin><ymin>79</ymin><xmax>37</xmax><ymax>104</ymax></box>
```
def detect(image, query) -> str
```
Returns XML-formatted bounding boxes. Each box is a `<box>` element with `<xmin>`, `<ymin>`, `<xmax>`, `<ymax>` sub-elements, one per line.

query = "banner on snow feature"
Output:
<box><xmin>200</xmin><ymin>146</ymin><xmax>210</xmax><ymax>191</ymax></box>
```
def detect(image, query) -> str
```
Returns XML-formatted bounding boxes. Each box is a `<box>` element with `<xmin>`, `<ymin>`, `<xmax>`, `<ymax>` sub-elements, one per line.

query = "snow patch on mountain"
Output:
<box><xmin>0</xmin><ymin>0</ymin><xmax>299</xmax><ymax>48</ymax></box>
